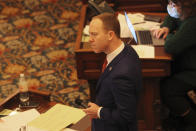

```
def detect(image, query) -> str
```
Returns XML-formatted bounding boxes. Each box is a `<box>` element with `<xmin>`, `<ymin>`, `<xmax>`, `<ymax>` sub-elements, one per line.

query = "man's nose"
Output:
<box><xmin>89</xmin><ymin>36</ymin><xmax>94</xmax><ymax>43</ymax></box>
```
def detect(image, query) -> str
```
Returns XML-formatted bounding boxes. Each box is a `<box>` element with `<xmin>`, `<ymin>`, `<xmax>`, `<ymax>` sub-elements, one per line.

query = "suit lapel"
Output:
<box><xmin>96</xmin><ymin>45</ymin><xmax>128</xmax><ymax>92</ymax></box>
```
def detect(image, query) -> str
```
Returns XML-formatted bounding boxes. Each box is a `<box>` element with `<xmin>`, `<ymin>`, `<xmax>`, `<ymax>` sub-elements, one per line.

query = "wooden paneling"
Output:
<box><xmin>81</xmin><ymin>0</ymin><xmax>168</xmax><ymax>12</ymax></box>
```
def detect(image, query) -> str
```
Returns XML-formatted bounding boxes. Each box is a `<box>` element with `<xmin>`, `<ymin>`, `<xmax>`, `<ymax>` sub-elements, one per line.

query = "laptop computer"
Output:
<box><xmin>124</xmin><ymin>11</ymin><xmax>165</xmax><ymax>46</ymax></box>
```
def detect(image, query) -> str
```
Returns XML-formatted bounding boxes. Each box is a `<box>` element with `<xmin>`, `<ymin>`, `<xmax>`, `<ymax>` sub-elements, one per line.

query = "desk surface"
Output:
<box><xmin>0</xmin><ymin>90</ymin><xmax>91</xmax><ymax>131</ymax></box>
<box><xmin>0</xmin><ymin>89</ymin><xmax>53</xmax><ymax>113</ymax></box>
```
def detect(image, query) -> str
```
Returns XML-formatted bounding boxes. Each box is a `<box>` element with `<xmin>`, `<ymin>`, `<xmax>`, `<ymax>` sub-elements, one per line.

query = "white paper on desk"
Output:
<box><xmin>0</xmin><ymin>109</ymin><xmax>40</xmax><ymax>131</ymax></box>
<box><xmin>27</xmin><ymin>126</ymin><xmax>47</xmax><ymax>131</ymax></box>
<box><xmin>131</xmin><ymin>45</ymin><xmax>155</xmax><ymax>58</ymax></box>
<box><xmin>0</xmin><ymin>124</ymin><xmax>12</xmax><ymax>131</ymax></box>
<box><xmin>83</xmin><ymin>25</ymin><xmax>89</xmax><ymax>35</ymax></box>
<box><xmin>28</xmin><ymin>104</ymin><xmax>86</xmax><ymax>131</ymax></box>
<box><xmin>134</xmin><ymin>21</ymin><xmax>161</xmax><ymax>30</ymax></box>
<box><xmin>118</xmin><ymin>13</ymin><xmax>144</xmax><ymax>38</ymax></box>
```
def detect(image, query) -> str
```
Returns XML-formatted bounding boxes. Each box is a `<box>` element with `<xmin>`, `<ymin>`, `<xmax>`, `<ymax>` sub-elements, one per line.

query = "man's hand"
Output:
<box><xmin>152</xmin><ymin>27</ymin><xmax>169</xmax><ymax>39</ymax></box>
<box><xmin>82</xmin><ymin>102</ymin><xmax>100</xmax><ymax>119</ymax></box>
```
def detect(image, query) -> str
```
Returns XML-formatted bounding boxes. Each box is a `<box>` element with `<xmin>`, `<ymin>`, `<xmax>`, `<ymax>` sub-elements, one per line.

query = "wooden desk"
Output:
<box><xmin>0</xmin><ymin>89</ymin><xmax>91</xmax><ymax>131</ymax></box>
<box><xmin>75</xmin><ymin>5</ymin><xmax>172</xmax><ymax>131</ymax></box>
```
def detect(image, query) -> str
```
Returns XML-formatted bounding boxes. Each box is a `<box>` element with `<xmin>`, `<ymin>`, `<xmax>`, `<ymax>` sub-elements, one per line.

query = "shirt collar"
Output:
<box><xmin>106</xmin><ymin>42</ymin><xmax>125</xmax><ymax>65</ymax></box>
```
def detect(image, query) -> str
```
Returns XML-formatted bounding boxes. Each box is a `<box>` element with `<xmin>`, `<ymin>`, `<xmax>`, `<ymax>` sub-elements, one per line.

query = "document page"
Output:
<box><xmin>0</xmin><ymin>109</ymin><xmax>40</xmax><ymax>131</ymax></box>
<box><xmin>131</xmin><ymin>45</ymin><xmax>155</xmax><ymax>58</ymax></box>
<box><xmin>0</xmin><ymin>109</ymin><xmax>12</xmax><ymax>116</ymax></box>
<box><xmin>28</xmin><ymin>104</ymin><xmax>86</xmax><ymax>131</ymax></box>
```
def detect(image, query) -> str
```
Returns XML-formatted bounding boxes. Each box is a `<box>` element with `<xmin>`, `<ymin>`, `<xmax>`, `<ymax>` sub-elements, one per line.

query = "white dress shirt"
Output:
<box><xmin>106</xmin><ymin>42</ymin><xmax>125</xmax><ymax>66</ymax></box>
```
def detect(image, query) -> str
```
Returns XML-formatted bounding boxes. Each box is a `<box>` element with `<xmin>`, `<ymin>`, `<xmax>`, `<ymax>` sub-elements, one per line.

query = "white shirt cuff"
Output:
<box><xmin>97</xmin><ymin>107</ymin><xmax>103</xmax><ymax>118</ymax></box>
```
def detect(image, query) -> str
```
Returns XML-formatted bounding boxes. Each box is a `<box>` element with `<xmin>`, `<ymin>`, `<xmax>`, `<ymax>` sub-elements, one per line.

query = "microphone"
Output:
<box><xmin>75</xmin><ymin>96</ymin><xmax>88</xmax><ymax>108</ymax></box>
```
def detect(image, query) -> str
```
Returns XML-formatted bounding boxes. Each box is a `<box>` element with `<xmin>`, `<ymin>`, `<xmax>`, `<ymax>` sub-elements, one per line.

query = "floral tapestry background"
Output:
<box><xmin>0</xmin><ymin>0</ymin><xmax>89</xmax><ymax>107</ymax></box>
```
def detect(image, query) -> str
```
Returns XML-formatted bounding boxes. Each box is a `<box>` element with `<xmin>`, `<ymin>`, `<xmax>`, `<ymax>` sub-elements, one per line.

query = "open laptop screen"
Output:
<box><xmin>124</xmin><ymin>11</ymin><xmax>137</xmax><ymax>43</ymax></box>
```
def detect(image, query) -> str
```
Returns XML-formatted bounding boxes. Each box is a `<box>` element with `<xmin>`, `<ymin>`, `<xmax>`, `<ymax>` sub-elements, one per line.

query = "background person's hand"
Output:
<box><xmin>152</xmin><ymin>27</ymin><xmax>169</xmax><ymax>39</ymax></box>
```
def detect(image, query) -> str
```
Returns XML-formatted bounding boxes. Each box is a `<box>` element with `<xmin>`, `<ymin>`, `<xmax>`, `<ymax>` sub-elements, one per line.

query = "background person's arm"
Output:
<box><xmin>153</xmin><ymin>15</ymin><xmax>180</xmax><ymax>39</ymax></box>
<box><xmin>164</xmin><ymin>17</ymin><xmax>196</xmax><ymax>55</ymax></box>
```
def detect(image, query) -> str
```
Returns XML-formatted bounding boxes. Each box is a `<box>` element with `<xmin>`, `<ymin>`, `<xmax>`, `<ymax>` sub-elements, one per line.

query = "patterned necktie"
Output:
<box><xmin>102</xmin><ymin>58</ymin><xmax>108</xmax><ymax>72</ymax></box>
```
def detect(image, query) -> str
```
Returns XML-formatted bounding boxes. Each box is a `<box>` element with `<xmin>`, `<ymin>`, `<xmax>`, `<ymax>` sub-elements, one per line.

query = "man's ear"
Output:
<box><xmin>107</xmin><ymin>31</ymin><xmax>115</xmax><ymax>40</ymax></box>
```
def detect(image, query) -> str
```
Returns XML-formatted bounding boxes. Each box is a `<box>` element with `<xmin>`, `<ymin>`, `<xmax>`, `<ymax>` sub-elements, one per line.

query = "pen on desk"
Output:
<box><xmin>133</xmin><ymin>21</ymin><xmax>146</xmax><ymax>25</ymax></box>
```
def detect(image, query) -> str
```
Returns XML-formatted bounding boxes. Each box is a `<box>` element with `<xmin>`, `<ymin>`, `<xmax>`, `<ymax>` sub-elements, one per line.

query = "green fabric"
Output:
<box><xmin>161</xmin><ymin>15</ymin><xmax>196</xmax><ymax>86</ymax></box>
<box><xmin>161</xmin><ymin>15</ymin><xmax>181</xmax><ymax>32</ymax></box>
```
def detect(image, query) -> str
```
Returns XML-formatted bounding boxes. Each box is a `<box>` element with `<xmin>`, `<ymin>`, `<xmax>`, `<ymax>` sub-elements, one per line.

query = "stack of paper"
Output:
<box><xmin>0</xmin><ymin>109</ymin><xmax>12</xmax><ymax>116</ymax></box>
<box><xmin>28</xmin><ymin>104</ymin><xmax>86</xmax><ymax>131</ymax></box>
<box><xmin>0</xmin><ymin>109</ymin><xmax>40</xmax><ymax>131</ymax></box>
<box><xmin>0</xmin><ymin>104</ymin><xmax>86</xmax><ymax>131</ymax></box>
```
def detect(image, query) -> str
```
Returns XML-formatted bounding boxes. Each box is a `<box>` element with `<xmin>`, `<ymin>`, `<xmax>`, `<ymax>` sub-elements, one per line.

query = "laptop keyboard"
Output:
<box><xmin>138</xmin><ymin>31</ymin><xmax>153</xmax><ymax>44</ymax></box>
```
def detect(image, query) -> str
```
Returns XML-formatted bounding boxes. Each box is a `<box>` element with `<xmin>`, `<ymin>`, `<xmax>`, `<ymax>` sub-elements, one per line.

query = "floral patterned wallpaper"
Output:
<box><xmin>0</xmin><ymin>0</ymin><xmax>89</xmax><ymax>107</ymax></box>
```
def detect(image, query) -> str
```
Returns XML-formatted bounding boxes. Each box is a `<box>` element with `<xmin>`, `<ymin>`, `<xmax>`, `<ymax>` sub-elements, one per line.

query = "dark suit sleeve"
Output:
<box><xmin>99</xmin><ymin>71</ymin><xmax>138</xmax><ymax>126</ymax></box>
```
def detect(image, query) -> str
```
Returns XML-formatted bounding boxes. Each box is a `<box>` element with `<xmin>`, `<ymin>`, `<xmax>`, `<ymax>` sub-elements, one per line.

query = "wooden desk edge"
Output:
<box><xmin>0</xmin><ymin>90</ymin><xmax>19</xmax><ymax>107</ymax></box>
<box><xmin>29</xmin><ymin>89</ymin><xmax>51</xmax><ymax>96</ymax></box>
<box><xmin>75</xmin><ymin>48</ymin><xmax>172</xmax><ymax>60</ymax></box>
<box><xmin>0</xmin><ymin>89</ymin><xmax>51</xmax><ymax>107</ymax></box>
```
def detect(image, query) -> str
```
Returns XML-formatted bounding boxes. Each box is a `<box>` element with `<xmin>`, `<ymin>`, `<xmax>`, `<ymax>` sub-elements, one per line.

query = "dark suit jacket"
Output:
<box><xmin>92</xmin><ymin>44</ymin><xmax>142</xmax><ymax>131</ymax></box>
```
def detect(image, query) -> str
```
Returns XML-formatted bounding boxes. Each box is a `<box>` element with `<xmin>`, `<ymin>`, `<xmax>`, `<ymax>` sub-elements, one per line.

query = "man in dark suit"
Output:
<box><xmin>83</xmin><ymin>13</ymin><xmax>142</xmax><ymax>131</ymax></box>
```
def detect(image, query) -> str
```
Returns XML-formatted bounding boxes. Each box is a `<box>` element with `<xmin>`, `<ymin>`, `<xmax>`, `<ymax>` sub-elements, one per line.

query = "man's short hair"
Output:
<box><xmin>92</xmin><ymin>13</ymin><xmax>120</xmax><ymax>38</ymax></box>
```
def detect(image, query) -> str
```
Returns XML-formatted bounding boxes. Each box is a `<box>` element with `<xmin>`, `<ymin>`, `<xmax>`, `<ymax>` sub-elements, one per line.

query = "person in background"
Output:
<box><xmin>82</xmin><ymin>13</ymin><xmax>142</xmax><ymax>131</ymax></box>
<box><xmin>153</xmin><ymin>0</ymin><xmax>196</xmax><ymax>130</ymax></box>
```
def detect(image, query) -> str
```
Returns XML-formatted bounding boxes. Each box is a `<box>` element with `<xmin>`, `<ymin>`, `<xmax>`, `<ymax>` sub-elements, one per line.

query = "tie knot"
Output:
<box><xmin>102</xmin><ymin>59</ymin><xmax>108</xmax><ymax>72</ymax></box>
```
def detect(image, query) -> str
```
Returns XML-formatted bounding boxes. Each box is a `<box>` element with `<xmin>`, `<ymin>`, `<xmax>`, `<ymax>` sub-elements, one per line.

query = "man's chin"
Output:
<box><xmin>93</xmin><ymin>50</ymin><xmax>100</xmax><ymax>53</ymax></box>
<box><xmin>91</xmin><ymin>48</ymin><xmax>100</xmax><ymax>53</ymax></box>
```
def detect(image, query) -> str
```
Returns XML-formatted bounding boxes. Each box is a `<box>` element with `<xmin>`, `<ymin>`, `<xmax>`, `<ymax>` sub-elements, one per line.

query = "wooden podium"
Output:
<box><xmin>74</xmin><ymin>5</ymin><xmax>172</xmax><ymax>131</ymax></box>
<box><xmin>0</xmin><ymin>89</ymin><xmax>91</xmax><ymax>131</ymax></box>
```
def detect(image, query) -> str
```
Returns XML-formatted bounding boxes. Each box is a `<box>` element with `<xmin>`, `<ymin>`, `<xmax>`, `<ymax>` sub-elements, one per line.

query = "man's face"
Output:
<box><xmin>89</xmin><ymin>18</ymin><xmax>109</xmax><ymax>53</ymax></box>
